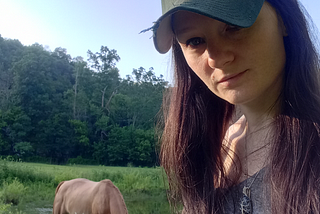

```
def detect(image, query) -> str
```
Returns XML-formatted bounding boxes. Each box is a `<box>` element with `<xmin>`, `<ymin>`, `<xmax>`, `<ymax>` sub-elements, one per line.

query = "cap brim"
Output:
<box><xmin>153</xmin><ymin>14</ymin><xmax>174</xmax><ymax>54</ymax></box>
<box><xmin>154</xmin><ymin>0</ymin><xmax>265</xmax><ymax>54</ymax></box>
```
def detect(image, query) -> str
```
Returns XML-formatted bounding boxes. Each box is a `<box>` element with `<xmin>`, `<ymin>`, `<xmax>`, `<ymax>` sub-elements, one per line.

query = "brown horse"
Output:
<box><xmin>53</xmin><ymin>178</ymin><xmax>128</xmax><ymax>214</ymax></box>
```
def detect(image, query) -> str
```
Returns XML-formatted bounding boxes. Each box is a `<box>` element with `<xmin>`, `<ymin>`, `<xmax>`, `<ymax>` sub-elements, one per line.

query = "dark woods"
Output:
<box><xmin>0</xmin><ymin>35</ymin><xmax>168</xmax><ymax>166</ymax></box>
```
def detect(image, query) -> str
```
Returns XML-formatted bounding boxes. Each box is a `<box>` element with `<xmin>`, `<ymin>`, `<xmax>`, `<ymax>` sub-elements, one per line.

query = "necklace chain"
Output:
<box><xmin>245</xmin><ymin>142</ymin><xmax>271</xmax><ymax>159</ymax></box>
<box><xmin>240</xmin><ymin>121</ymin><xmax>269</xmax><ymax>214</ymax></box>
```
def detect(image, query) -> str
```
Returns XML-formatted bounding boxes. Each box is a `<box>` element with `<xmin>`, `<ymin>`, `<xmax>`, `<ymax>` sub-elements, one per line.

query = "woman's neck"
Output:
<box><xmin>223</xmin><ymin>113</ymin><xmax>275</xmax><ymax>184</ymax></box>
<box><xmin>243</xmin><ymin>118</ymin><xmax>273</xmax><ymax>178</ymax></box>
<box><xmin>239</xmin><ymin>104</ymin><xmax>277</xmax><ymax>129</ymax></box>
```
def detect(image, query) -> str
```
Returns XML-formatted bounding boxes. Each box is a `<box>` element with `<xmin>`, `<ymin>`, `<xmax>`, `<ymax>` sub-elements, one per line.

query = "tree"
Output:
<box><xmin>0</xmin><ymin>37</ymin><xmax>24</xmax><ymax>111</ymax></box>
<box><xmin>0</xmin><ymin>37</ymin><xmax>167</xmax><ymax>166</ymax></box>
<box><xmin>115</xmin><ymin>67</ymin><xmax>168</xmax><ymax>129</ymax></box>
<box><xmin>87</xmin><ymin>46</ymin><xmax>121</xmax><ymax>110</ymax></box>
<box><xmin>107</xmin><ymin>125</ymin><xmax>157</xmax><ymax>166</ymax></box>
<box><xmin>11</xmin><ymin>44</ymin><xmax>74</xmax><ymax>161</ymax></box>
<box><xmin>0</xmin><ymin>107</ymin><xmax>31</xmax><ymax>157</ymax></box>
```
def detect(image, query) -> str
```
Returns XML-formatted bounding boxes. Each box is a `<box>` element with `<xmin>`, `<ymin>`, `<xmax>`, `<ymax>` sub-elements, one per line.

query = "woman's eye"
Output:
<box><xmin>186</xmin><ymin>37</ymin><xmax>205</xmax><ymax>47</ymax></box>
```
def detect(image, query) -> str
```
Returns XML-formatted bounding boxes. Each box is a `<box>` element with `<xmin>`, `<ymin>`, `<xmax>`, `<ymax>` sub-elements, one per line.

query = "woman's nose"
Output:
<box><xmin>207</xmin><ymin>40</ymin><xmax>235</xmax><ymax>69</ymax></box>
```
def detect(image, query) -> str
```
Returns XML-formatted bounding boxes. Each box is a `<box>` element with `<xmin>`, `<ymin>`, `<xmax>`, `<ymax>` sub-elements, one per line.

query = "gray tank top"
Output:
<box><xmin>222</xmin><ymin>169</ymin><xmax>271</xmax><ymax>214</ymax></box>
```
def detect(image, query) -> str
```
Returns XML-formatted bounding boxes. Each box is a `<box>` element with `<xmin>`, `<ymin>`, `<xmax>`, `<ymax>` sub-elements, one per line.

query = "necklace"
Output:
<box><xmin>239</xmin><ymin>169</ymin><xmax>262</xmax><ymax>214</ymax></box>
<box><xmin>239</xmin><ymin>122</ymin><xmax>269</xmax><ymax>214</ymax></box>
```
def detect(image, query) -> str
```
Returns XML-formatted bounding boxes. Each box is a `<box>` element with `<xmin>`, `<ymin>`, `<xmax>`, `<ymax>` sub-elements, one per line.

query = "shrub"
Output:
<box><xmin>0</xmin><ymin>202</ymin><xmax>25</xmax><ymax>214</ymax></box>
<box><xmin>67</xmin><ymin>156</ymin><xmax>97</xmax><ymax>165</ymax></box>
<box><xmin>0</xmin><ymin>159</ymin><xmax>52</xmax><ymax>184</ymax></box>
<box><xmin>0</xmin><ymin>178</ymin><xmax>27</xmax><ymax>205</ymax></box>
<box><xmin>53</xmin><ymin>172</ymin><xmax>78</xmax><ymax>186</ymax></box>
<box><xmin>0</xmin><ymin>203</ymin><xmax>11</xmax><ymax>213</ymax></box>
<box><xmin>90</xmin><ymin>169</ymin><xmax>124</xmax><ymax>182</ymax></box>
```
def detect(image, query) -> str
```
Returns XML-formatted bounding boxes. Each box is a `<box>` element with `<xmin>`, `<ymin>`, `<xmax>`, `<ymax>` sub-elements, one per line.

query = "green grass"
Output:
<box><xmin>0</xmin><ymin>159</ymin><xmax>171</xmax><ymax>214</ymax></box>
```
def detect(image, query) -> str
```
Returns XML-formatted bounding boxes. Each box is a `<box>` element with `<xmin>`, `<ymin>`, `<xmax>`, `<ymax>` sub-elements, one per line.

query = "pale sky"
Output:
<box><xmin>0</xmin><ymin>0</ymin><xmax>319</xmax><ymax>82</ymax></box>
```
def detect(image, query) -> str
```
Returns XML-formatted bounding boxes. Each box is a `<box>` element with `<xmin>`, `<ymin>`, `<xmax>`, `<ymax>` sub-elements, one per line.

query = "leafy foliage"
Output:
<box><xmin>0</xmin><ymin>178</ymin><xmax>27</xmax><ymax>205</ymax></box>
<box><xmin>0</xmin><ymin>36</ymin><xmax>168</xmax><ymax>166</ymax></box>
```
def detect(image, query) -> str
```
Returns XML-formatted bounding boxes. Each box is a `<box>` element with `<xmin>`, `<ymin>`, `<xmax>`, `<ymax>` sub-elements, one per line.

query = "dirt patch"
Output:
<box><xmin>35</xmin><ymin>208</ymin><xmax>52</xmax><ymax>214</ymax></box>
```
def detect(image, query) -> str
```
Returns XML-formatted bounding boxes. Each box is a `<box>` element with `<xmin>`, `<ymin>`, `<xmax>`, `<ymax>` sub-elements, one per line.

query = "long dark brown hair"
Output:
<box><xmin>159</xmin><ymin>0</ymin><xmax>320</xmax><ymax>213</ymax></box>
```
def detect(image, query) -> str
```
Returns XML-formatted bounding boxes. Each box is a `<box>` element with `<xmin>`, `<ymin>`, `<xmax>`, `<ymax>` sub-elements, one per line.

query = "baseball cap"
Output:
<box><xmin>153</xmin><ymin>0</ymin><xmax>265</xmax><ymax>54</ymax></box>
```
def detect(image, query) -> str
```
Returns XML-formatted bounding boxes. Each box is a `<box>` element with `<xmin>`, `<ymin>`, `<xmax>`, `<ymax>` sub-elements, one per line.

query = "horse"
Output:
<box><xmin>53</xmin><ymin>178</ymin><xmax>128</xmax><ymax>214</ymax></box>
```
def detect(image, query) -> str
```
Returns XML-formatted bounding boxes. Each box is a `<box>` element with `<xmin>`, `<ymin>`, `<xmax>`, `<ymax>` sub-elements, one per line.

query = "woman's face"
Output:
<box><xmin>173</xmin><ymin>3</ymin><xmax>286</xmax><ymax>108</ymax></box>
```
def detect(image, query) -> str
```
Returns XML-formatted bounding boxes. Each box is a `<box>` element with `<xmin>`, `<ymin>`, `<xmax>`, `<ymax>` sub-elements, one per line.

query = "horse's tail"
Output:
<box><xmin>55</xmin><ymin>181</ymin><xmax>65</xmax><ymax>195</ymax></box>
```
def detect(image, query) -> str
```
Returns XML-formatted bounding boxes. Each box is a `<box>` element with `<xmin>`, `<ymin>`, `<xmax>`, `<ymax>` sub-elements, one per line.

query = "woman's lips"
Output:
<box><xmin>218</xmin><ymin>70</ymin><xmax>248</xmax><ymax>84</ymax></box>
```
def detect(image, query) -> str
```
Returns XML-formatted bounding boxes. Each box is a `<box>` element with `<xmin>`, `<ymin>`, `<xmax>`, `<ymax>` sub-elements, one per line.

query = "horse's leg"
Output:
<box><xmin>53</xmin><ymin>181</ymin><xmax>66</xmax><ymax>214</ymax></box>
<box><xmin>52</xmin><ymin>198</ymin><xmax>61</xmax><ymax>214</ymax></box>
<box><xmin>52</xmin><ymin>203</ymin><xmax>68</xmax><ymax>214</ymax></box>
<box><xmin>92</xmin><ymin>196</ymin><xmax>110</xmax><ymax>214</ymax></box>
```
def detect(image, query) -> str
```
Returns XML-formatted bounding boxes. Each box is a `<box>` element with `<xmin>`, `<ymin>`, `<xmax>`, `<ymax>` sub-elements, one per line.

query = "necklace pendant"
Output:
<box><xmin>240</xmin><ymin>186</ymin><xmax>252</xmax><ymax>214</ymax></box>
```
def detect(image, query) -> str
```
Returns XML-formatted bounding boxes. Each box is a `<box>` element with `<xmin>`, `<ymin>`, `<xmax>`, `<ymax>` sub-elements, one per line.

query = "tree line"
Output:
<box><xmin>0</xmin><ymin>35</ymin><xmax>168</xmax><ymax>166</ymax></box>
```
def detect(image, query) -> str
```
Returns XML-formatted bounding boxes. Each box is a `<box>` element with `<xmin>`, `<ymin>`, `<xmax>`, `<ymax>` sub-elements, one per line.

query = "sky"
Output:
<box><xmin>0</xmin><ymin>0</ymin><xmax>319</xmax><ymax>82</ymax></box>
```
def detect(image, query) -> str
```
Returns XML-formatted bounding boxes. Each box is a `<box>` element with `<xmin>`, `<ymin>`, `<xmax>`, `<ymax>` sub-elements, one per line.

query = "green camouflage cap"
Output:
<box><xmin>153</xmin><ymin>0</ymin><xmax>265</xmax><ymax>53</ymax></box>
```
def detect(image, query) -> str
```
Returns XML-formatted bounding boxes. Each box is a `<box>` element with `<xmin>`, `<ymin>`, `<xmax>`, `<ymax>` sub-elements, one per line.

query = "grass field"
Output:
<box><xmin>0</xmin><ymin>158</ymin><xmax>171</xmax><ymax>214</ymax></box>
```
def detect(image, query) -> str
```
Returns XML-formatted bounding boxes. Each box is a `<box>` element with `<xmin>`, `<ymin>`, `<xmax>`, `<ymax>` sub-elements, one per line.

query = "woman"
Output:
<box><xmin>151</xmin><ymin>0</ymin><xmax>320</xmax><ymax>213</ymax></box>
